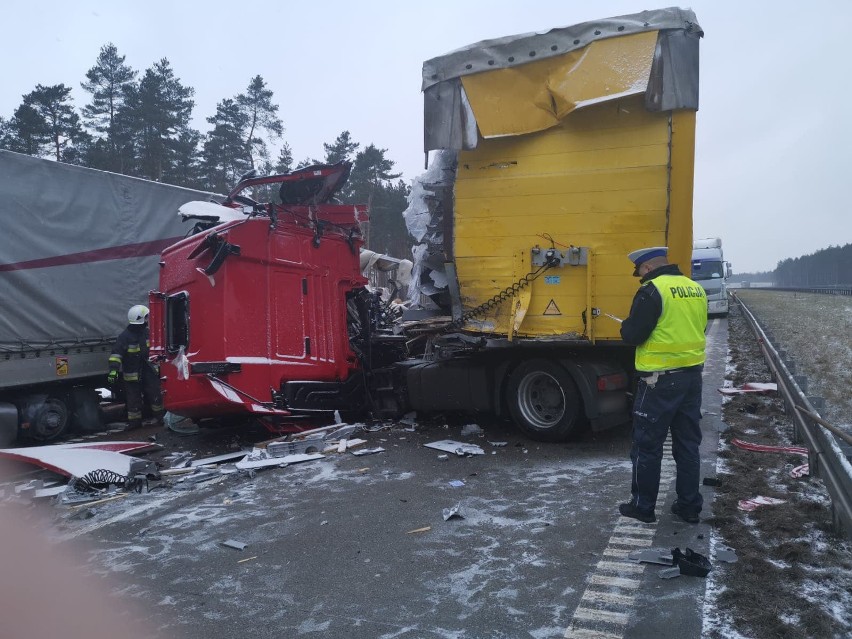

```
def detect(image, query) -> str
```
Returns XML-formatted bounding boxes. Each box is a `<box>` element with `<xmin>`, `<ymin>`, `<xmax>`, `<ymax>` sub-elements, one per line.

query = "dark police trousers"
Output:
<box><xmin>630</xmin><ymin>367</ymin><xmax>703</xmax><ymax>516</ymax></box>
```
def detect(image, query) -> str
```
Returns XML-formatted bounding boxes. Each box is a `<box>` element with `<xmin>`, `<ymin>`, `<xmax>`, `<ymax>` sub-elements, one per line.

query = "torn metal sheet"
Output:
<box><xmin>191</xmin><ymin>451</ymin><xmax>249</xmax><ymax>466</ymax></box>
<box><xmin>443</xmin><ymin>503</ymin><xmax>465</xmax><ymax>521</ymax></box>
<box><xmin>267</xmin><ymin>440</ymin><xmax>325</xmax><ymax>457</ymax></box>
<box><xmin>235</xmin><ymin>453</ymin><xmax>324</xmax><ymax>471</ymax></box>
<box><xmin>424</xmin><ymin>440</ymin><xmax>485</xmax><ymax>456</ymax></box>
<box><xmin>222</xmin><ymin>539</ymin><xmax>247</xmax><ymax>551</ymax></box>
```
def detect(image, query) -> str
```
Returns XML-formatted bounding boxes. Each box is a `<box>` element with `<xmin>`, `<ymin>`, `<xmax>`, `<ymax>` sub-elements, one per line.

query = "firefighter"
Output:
<box><xmin>108</xmin><ymin>305</ymin><xmax>164</xmax><ymax>429</ymax></box>
<box><xmin>618</xmin><ymin>247</ymin><xmax>708</xmax><ymax>524</ymax></box>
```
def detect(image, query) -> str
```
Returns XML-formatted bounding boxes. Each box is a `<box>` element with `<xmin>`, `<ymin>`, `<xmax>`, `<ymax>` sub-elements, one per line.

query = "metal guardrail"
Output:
<box><xmin>731</xmin><ymin>291</ymin><xmax>852</xmax><ymax>538</ymax></box>
<box><xmin>738</xmin><ymin>285</ymin><xmax>852</xmax><ymax>296</ymax></box>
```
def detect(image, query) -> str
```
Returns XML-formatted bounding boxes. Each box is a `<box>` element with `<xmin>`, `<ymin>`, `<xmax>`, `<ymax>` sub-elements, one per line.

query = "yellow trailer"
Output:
<box><xmin>405</xmin><ymin>8</ymin><xmax>703</xmax><ymax>440</ymax></box>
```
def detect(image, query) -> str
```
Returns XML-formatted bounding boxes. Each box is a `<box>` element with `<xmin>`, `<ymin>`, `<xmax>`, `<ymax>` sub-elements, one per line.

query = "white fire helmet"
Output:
<box><xmin>127</xmin><ymin>305</ymin><xmax>150</xmax><ymax>325</ymax></box>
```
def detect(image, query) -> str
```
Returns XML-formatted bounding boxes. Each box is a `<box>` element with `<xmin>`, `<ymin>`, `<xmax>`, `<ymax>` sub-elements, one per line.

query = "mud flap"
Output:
<box><xmin>0</xmin><ymin>402</ymin><xmax>18</xmax><ymax>447</ymax></box>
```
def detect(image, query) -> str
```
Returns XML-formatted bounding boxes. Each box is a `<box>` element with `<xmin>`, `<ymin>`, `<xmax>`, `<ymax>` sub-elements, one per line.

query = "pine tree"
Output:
<box><xmin>0</xmin><ymin>104</ymin><xmax>49</xmax><ymax>156</ymax></box>
<box><xmin>200</xmin><ymin>98</ymin><xmax>251</xmax><ymax>193</ymax></box>
<box><xmin>12</xmin><ymin>84</ymin><xmax>88</xmax><ymax>161</ymax></box>
<box><xmin>122</xmin><ymin>59</ymin><xmax>196</xmax><ymax>181</ymax></box>
<box><xmin>236</xmin><ymin>75</ymin><xmax>283</xmax><ymax>169</ymax></box>
<box><xmin>80</xmin><ymin>43</ymin><xmax>136</xmax><ymax>171</ymax></box>
<box><xmin>273</xmin><ymin>142</ymin><xmax>293</xmax><ymax>173</ymax></box>
<box><xmin>323</xmin><ymin>130</ymin><xmax>359</xmax><ymax>164</ymax></box>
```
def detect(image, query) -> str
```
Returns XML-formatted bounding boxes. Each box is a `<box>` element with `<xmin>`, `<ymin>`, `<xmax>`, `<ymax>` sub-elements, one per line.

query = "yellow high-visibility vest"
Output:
<box><xmin>635</xmin><ymin>274</ymin><xmax>708</xmax><ymax>372</ymax></box>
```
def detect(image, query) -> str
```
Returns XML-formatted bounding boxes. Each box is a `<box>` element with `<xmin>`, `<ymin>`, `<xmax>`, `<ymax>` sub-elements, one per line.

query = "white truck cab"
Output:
<box><xmin>691</xmin><ymin>238</ymin><xmax>732</xmax><ymax>316</ymax></box>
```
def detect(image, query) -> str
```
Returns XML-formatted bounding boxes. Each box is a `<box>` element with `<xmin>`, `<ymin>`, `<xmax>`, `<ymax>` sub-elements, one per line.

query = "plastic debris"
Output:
<box><xmin>443</xmin><ymin>503</ymin><xmax>465</xmax><ymax>521</ymax></box>
<box><xmin>235</xmin><ymin>453</ymin><xmax>324</xmax><ymax>470</ymax></box>
<box><xmin>489</xmin><ymin>441</ymin><xmax>508</xmax><ymax>447</ymax></box>
<box><xmin>737</xmin><ymin>496</ymin><xmax>786</xmax><ymax>511</ymax></box>
<box><xmin>424</xmin><ymin>440</ymin><xmax>485</xmax><ymax>456</ymax></box>
<box><xmin>448</xmin><ymin>480</ymin><xmax>465</xmax><ymax>488</ymax></box>
<box><xmin>790</xmin><ymin>463</ymin><xmax>810</xmax><ymax>478</ymax></box>
<box><xmin>222</xmin><ymin>540</ymin><xmax>247</xmax><ymax>551</ymax></box>
<box><xmin>268</xmin><ymin>440</ymin><xmax>324</xmax><ymax>457</ymax></box>
<box><xmin>718</xmin><ymin>382</ymin><xmax>777</xmax><ymax>395</ymax></box>
<box><xmin>437</xmin><ymin>455</ymin><xmax>449</xmax><ymax>461</ymax></box>
<box><xmin>731</xmin><ymin>439</ymin><xmax>808</xmax><ymax>457</ymax></box>
<box><xmin>702</xmin><ymin>477</ymin><xmax>722</xmax><ymax>487</ymax></box>
<box><xmin>672</xmin><ymin>547</ymin><xmax>711</xmax><ymax>577</ymax></box>
<box><xmin>659</xmin><ymin>566</ymin><xmax>681</xmax><ymax>579</ymax></box>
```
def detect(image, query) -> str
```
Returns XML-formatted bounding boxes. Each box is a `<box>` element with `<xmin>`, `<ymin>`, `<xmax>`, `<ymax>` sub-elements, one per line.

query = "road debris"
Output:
<box><xmin>237</xmin><ymin>556</ymin><xmax>258</xmax><ymax>564</ymax></box>
<box><xmin>488</xmin><ymin>441</ymin><xmax>508</xmax><ymax>447</ymax></box>
<box><xmin>716</xmin><ymin>547</ymin><xmax>738</xmax><ymax>563</ymax></box>
<box><xmin>448</xmin><ymin>480</ymin><xmax>465</xmax><ymax>488</ymax></box>
<box><xmin>405</xmin><ymin>526</ymin><xmax>431</xmax><ymax>534</ymax></box>
<box><xmin>718</xmin><ymin>382</ymin><xmax>777</xmax><ymax>395</ymax></box>
<box><xmin>672</xmin><ymin>547</ymin><xmax>712</xmax><ymax>577</ymax></box>
<box><xmin>443</xmin><ymin>503</ymin><xmax>465</xmax><ymax>521</ymax></box>
<box><xmin>737</xmin><ymin>496</ymin><xmax>787</xmax><ymax>511</ymax></box>
<box><xmin>730</xmin><ymin>439</ymin><xmax>808</xmax><ymax>457</ymax></box>
<box><xmin>629</xmin><ymin>549</ymin><xmax>675</xmax><ymax>566</ymax></box>
<box><xmin>222</xmin><ymin>539</ymin><xmax>248</xmax><ymax>551</ymax></box>
<box><xmin>235</xmin><ymin>452</ymin><xmax>324</xmax><ymax>471</ymax></box>
<box><xmin>790</xmin><ymin>463</ymin><xmax>810</xmax><ymax>478</ymax></box>
<box><xmin>351</xmin><ymin>447</ymin><xmax>385</xmax><ymax>457</ymax></box>
<box><xmin>424</xmin><ymin>440</ymin><xmax>485</xmax><ymax>456</ymax></box>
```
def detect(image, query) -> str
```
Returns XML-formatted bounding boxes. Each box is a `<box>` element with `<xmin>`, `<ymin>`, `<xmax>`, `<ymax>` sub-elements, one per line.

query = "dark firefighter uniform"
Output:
<box><xmin>109</xmin><ymin>324</ymin><xmax>164</xmax><ymax>429</ymax></box>
<box><xmin>620</xmin><ymin>251</ymin><xmax>708</xmax><ymax>523</ymax></box>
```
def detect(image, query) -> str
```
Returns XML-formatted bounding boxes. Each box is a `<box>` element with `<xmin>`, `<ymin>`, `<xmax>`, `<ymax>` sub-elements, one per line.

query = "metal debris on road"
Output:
<box><xmin>629</xmin><ymin>549</ymin><xmax>675</xmax><ymax>566</ymax></box>
<box><xmin>237</xmin><ymin>556</ymin><xmax>258</xmax><ymax>564</ymax></box>
<box><xmin>222</xmin><ymin>540</ymin><xmax>248</xmax><ymax>551</ymax></box>
<box><xmin>424</xmin><ymin>440</ymin><xmax>485</xmax><ymax>456</ymax></box>
<box><xmin>488</xmin><ymin>441</ymin><xmax>508</xmax><ymax>447</ymax></box>
<box><xmin>235</xmin><ymin>453</ymin><xmax>324</xmax><ymax>471</ymax></box>
<box><xmin>443</xmin><ymin>503</ymin><xmax>465</xmax><ymax>521</ymax></box>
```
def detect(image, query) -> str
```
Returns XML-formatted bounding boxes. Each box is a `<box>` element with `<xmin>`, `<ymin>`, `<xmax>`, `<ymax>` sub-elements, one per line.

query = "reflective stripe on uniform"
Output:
<box><xmin>124</xmin><ymin>373</ymin><xmax>139</xmax><ymax>381</ymax></box>
<box><xmin>635</xmin><ymin>274</ymin><xmax>707</xmax><ymax>372</ymax></box>
<box><xmin>127</xmin><ymin>411</ymin><xmax>143</xmax><ymax>420</ymax></box>
<box><xmin>108</xmin><ymin>355</ymin><xmax>123</xmax><ymax>364</ymax></box>
<box><xmin>127</xmin><ymin>345</ymin><xmax>141</xmax><ymax>353</ymax></box>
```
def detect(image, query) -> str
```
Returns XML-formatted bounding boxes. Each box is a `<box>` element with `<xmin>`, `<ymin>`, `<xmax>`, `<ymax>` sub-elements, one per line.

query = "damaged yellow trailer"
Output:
<box><xmin>403</xmin><ymin>7</ymin><xmax>703</xmax><ymax>440</ymax></box>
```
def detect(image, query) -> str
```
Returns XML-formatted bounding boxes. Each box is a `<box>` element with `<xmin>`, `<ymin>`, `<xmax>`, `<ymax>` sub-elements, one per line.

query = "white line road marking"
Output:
<box><xmin>564</xmin><ymin>627</ymin><xmax>624</xmax><ymax>639</ymax></box>
<box><xmin>596</xmin><ymin>560</ymin><xmax>645</xmax><ymax>575</ymax></box>
<box><xmin>588</xmin><ymin>575</ymin><xmax>642</xmax><ymax>589</ymax></box>
<box><xmin>581</xmin><ymin>589</ymin><xmax>636</xmax><ymax>606</ymax></box>
<box><xmin>602</xmin><ymin>548</ymin><xmax>632</xmax><ymax>558</ymax></box>
<box><xmin>608</xmin><ymin>535</ymin><xmax>654</xmax><ymax>547</ymax></box>
<box><xmin>573</xmin><ymin>608</ymin><xmax>630</xmax><ymax>625</ymax></box>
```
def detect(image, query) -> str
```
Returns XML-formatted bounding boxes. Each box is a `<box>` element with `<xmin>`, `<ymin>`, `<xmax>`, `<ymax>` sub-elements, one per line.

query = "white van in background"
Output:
<box><xmin>692</xmin><ymin>238</ymin><xmax>732</xmax><ymax>316</ymax></box>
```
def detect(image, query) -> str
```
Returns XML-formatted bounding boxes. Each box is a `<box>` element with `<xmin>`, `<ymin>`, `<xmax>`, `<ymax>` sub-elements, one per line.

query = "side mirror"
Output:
<box><xmin>725</xmin><ymin>262</ymin><xmax>732</xmax><ymax>278</ymax></box>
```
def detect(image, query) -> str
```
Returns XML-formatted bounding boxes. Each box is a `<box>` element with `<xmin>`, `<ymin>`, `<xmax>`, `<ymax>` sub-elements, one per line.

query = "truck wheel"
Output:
<box><xmin>507</xmin><ymin>359</ymin><xmax>581</xmax><ymax>442</ymax></box>
<box><xmin>26</xmin><ymin>397</ymin><xmax>69</xmax><ymax>442</ymax></box>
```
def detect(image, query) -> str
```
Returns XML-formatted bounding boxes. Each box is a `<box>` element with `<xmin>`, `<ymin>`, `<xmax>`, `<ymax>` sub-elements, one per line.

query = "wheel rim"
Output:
<box><xmin>516</xmin><ymin>371</ymin><xmax>566</xmax><ymax>429</ymax></box>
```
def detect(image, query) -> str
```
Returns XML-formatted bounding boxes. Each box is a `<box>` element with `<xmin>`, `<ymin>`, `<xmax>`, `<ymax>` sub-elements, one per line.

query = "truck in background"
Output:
<box><xmin>151</xmin><ymin>8</ymin><xmax>704</xmax><ymax>442</ymax></box>
<box><xmin>0</xmin><ymin>150</ymin><xmax>218</xmax><ymax>445</ymax></box>
<box><xmin>691</xmin><ymin>237</ymin><xmax>732</xmax><ymax>315</ymax></box>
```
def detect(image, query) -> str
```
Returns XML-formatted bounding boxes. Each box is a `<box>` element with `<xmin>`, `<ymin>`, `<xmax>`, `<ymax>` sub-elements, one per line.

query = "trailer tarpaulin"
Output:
<box><xmin>0</xmin><ymin>150</ymin><xmax>220</xmax><ymax>348</ymax></box>
<box><xmin>422</xmin><ymin>7</ymin><xmax>702</xmax><ymax>151</ymax></box>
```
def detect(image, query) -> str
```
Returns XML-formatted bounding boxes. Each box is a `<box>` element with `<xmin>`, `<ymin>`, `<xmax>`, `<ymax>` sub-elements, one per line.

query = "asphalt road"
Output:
<box><xmin>45</xmin><ymin>318</ymin><xmax>728</xmax><ymax>639</ymax></box>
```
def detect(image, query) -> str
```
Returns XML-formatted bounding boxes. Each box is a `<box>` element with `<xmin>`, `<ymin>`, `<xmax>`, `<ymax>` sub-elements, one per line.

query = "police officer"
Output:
<box><xmin>618</xmin><ymin>247</ymin><xmax>707</xmax><ymax>524</ymax></box>
<box><xmin>108</xmin><ymin>305</ymin><xmax>164</xmax><ymax>430</ymax></box>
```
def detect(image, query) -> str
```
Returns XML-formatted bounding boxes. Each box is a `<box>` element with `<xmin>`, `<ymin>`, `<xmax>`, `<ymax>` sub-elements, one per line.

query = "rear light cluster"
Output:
<box><xmin>597</xmin><ymin>372</ymin><xmax>628</xmax><ymax>392</ymax></box>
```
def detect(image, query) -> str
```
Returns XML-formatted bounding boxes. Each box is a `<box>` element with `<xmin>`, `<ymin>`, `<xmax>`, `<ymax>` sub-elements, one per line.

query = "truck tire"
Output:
<box><xmin>25</xmin><ymin>396</ymin><xmax>69</xmax><ymax>442</ymax></box>
<box><xmin>507</xmin><ymin>359</ymin><xmax>581</xmax><ymax>442</ymax></box>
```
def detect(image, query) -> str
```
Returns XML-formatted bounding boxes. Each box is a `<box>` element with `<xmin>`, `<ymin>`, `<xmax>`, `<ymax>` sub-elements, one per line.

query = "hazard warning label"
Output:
<box><xmin>543</xmin><ymin>300</ymin><xmax>561</xmax><ymax>316</ymax></box>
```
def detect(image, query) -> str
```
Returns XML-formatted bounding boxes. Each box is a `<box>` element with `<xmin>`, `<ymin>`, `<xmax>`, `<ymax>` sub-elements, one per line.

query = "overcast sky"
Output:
<box><xmin>2</xmin><ymin>1</ymin><xmax>849</xmax><ymax>273</ymax></box>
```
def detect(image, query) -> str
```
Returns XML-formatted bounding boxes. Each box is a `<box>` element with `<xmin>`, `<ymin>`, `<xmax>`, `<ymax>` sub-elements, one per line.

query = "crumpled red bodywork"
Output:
<box><xmin>149</xmin><ymin>163</ymin><xmax>368</xmax><ymax>421</ymax></box>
